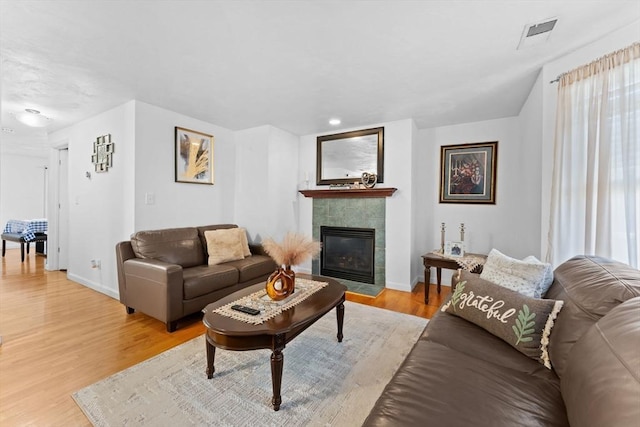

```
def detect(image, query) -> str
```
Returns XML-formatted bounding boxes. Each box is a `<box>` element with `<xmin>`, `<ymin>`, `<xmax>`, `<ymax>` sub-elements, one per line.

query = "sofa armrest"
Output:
<box><xmin>116</xmin><ymin>241</ymin><xmax>136</xmax><ymax>303</ymax></box>
<box><xmin>121</xmin><ymin>258</ymin><xmax>184</xmax><ymax>324</ymax></box>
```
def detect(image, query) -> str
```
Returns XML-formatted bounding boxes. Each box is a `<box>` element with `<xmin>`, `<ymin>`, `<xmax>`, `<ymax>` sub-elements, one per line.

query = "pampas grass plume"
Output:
<box><xmin>262</xmin><ymin>232</ymin><xmax>321</xmax><ymax>266</ymax></box>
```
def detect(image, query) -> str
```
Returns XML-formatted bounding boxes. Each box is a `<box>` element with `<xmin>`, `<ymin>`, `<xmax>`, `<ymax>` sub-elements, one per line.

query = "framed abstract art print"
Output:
<box><xmin>175</xmin><ymin>127</ymin><xmax>214</xmax><ymax>184</ymax></box>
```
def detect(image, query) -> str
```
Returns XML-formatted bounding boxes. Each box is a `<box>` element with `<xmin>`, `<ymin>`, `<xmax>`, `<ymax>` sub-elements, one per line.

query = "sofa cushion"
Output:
<box><xmin>480</xmin><ymin>249</ymin><xmax>548</xmax><ymax>297</ymax></box>
<box><xmin>204</xmin><ymin>228</ymin><xmax>246</xmax><ymax>265</ymax></box>
<box><xmin>224</xmin><ymin>255</ymin><xmax>278</xmax><ymax>283</ymax></box>
<box><xmin>523</xmin><ymin>255</ymin><xmax>554</xmax><ymax>297</ymax></box>
<box><xmin>544</xmin><ymin>255</ymin><xmax>640</xmax><ymax>378</ymax></box>
<box><xmin>131</xmin><ymin>227</ymin><xmax>204</xmax><ymax>268</ymax></box>
<box><xmin>238</xmin><ymin>228</ymin><xmax>251</xmax><ymax>257</ymax></box>
<box><xmin>364</xmin><ymin>310</ymin><xmax>568</xmax><ymax>427</ymax></box>
<box><xmin>196</xmin><ymin>224</ymin><xmax>237</xmax><ymax>255</ymax></box>
<box><xmin>182</xmin><ymin>264</ymin><xmax>239</xmax><ymax>300</ymax></box>
<box><xmin>561</xmin><ymin>297</ymin><xmax>640</xmax><ymax>427</ymax></box>
<box><xmin>443</xmin><ymin>275</ymin><xmax>563</xmax><ymax>368</ymax></box>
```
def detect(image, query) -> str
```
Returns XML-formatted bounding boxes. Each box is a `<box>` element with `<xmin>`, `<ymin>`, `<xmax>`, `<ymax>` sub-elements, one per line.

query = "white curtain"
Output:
<box><xmin>547</xmin><ymin>43</ymin><xmax>640</xmax><ymax>268</ymax></box>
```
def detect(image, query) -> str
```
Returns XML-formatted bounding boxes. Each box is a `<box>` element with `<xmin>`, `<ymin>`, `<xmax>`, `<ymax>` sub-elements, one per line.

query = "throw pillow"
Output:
<box><xmin>238</xmin><ymin>227</ymin><xmax>252</xmax><ymax>257</ymax></box>
<box><xmin>523</xmin><ymin>255</ymin><xmax>554</xmax><ymax>298</ymax></box>
<box><xmin>204</xmin><ymin>229</ymin><xmax>246</xmax><ymax>265</ymax></box>
<box><xmin>442</xmin><ymin>277</ymin><xmax>564</xmax><ymax>369</ymax></box>
<box><xmin>480</xmin><ymin>249</ymin><xmax>548</xmax><ymax>297</ymax></box>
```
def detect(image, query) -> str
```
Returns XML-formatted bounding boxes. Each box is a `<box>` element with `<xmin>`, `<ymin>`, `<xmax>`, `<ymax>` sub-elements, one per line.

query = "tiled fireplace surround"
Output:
<box><xmin>311</xmin><ymin>198</ymin><xmax>386</xmax><ymax>296</ymax></box>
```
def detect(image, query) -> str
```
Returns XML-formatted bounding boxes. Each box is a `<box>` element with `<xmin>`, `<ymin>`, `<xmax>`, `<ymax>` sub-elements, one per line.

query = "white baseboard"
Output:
<box><xmin>411</xmin><ymin>276</ymin><xmax>420</xmax><ymax>290</ymax></box>
<box><xmin>384</xmin><ymin>281</ymin><xmax>412</xmax><ymax>292</ymax></box>
<box><xmin>67</xmin><ymin>273</ymin><xmax>120</xmax><ymax>300</ymax></box>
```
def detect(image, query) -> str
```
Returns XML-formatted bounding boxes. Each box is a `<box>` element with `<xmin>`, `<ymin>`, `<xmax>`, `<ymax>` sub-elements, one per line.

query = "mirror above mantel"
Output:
<box><xmin>316</xmin><ymin>127</ymin><xmax>384</xmax><ymax>185</ymax></box>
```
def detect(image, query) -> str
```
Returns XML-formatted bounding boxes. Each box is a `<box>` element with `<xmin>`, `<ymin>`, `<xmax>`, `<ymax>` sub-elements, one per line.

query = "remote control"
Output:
<box><xmin>231</xmin><ymin>304</ymin><xmax>260</xmax><ymax>315</ymax></box>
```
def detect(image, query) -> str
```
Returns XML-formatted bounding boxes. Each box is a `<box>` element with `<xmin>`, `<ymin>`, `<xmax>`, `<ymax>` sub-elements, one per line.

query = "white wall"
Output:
<box><xmin>48</xmin><ymin>101</ymin><xmax>136</xmax><ymax>298</ymax></box>
<box><xmin>234</xmin><ymin>125</ymin><xmax>299</xmax><ymax>244</ymax></box>
<box><xmin>417</xmin><ymin>116</ymin><xmax>539</xmax><ymax>286</ymax></box>
<box><xmin>134</xmin><ymin>101</ymin><xmax>236</xmax><ymax>231</ymax></box>
<box><xmin>0</xmin><ymin>153</ymin><xmax>48</xmax><ymax>249</ymax></box>
<box><xmin>46</xmin><ymin>100</ymin><xmax>238</xmax><ymax>298</ymax></box>
<box><xmin>518</xmin><ymin>70</ymin><xmax>544</xmax><ymax>258</ymax></box>
<box><xmin>384</xmin><ymin>119</ymin><xmax>415</xmax><ymax>290</ymax></box>
<box><xmin>298</xmin><ymin>119</ymin><xmax>416</xmax><ymax>291</ymax></box>
<box><xmin>266</xmin><ymin>126</ymin><xmax>300</xmax><ymax>241</ymax></box>
<box><xmin>539</xmin><ymin>20</ymin><xmax>640</xmax><ymax>264</ymax></box>
<box><xmin>410</xmin><ymin>119</ymin><xmax>422</xmax><ymax>285</ymax></box>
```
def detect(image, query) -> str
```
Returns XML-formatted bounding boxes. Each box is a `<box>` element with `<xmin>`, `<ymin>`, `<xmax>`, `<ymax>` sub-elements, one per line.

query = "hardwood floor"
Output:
<box><xmin>0</xmin><ymin>249</ymin><xmax>449</xmax><ymax>426</ymax></box>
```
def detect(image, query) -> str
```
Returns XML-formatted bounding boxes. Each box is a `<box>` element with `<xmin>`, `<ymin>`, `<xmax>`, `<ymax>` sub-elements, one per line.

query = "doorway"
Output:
<box><xmin>46</xmin><ymin>145</ymin><xmax>69</xmax><ymax>271</ymax></box>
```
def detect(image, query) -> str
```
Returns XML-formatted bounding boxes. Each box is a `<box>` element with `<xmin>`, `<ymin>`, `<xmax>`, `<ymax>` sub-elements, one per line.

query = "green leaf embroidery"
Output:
<box><xmin>513</xmin><ymin>304</ymin><xmax>536</xmax><ymax>346</ymax></box>
<box><xmin>450</xmin><ymin>281</ymin><xmax>466</xmax><ymax>311</ymax></box>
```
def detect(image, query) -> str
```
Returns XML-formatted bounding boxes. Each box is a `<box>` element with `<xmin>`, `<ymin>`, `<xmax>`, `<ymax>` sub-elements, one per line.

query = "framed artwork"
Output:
<box><xmin>175</xmin><ymin>127</ymin><xmax>214</xmax><ymax>184</ymax></box>
<box><xmin>440</xmin><ymin>141</ymin><xmax>497</xmax><ymax>204</ymax></box>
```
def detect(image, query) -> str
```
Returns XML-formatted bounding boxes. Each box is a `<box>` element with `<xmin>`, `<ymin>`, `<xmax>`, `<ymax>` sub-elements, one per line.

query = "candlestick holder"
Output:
<box><xmin>440</xmin><ymin>223</ymin><xmax>446</xmax><ymax>253</ymax></box>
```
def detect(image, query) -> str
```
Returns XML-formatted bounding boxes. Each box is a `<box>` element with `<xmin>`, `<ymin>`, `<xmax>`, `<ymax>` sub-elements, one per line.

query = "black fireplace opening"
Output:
<box><xmin>320</xmin><ymin>226</ymin><xmax>375</xmax><ymax>284</ymax></box>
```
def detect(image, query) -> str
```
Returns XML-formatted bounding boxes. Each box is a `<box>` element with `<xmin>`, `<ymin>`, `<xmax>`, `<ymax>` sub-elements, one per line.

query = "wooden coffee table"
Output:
<box><xmin>202</xmin><ymin>274</ymin><xmax>347</xmax><ymax>411</ymax></box>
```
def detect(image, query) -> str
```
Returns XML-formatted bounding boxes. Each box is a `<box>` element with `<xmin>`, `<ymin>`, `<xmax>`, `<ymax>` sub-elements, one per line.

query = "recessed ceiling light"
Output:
<box><xmin>16</xmin><ymin>108</ymin><xmax>52</xmax><ymax>127</ymax></box>
<box><xmin>2</xmin><ymin>127</ymin><xmax>15</xmax><ymax>133</ymax></box>
<box><xmin>329</xmin><ymin>118</ymin><xmax>341</xmax><ymax>126</ymax></box>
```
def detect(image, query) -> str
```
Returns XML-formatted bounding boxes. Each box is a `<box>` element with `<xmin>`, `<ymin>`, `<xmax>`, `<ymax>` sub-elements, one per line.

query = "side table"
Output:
<box><xmin>421</xmin><ymin>252</ymin><xmax>486</xmax><ymax>304</ymax></box>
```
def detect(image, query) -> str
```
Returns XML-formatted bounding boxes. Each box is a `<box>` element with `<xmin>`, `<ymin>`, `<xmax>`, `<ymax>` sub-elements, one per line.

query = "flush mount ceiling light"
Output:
<box><xmin>329</xmin><ymin>118</ymin><xmax>341</xmax><ymax>126</ymax></box>
<box><xmin>16</xmin><ymin>108</ymin><xmax>52</xmax><ymax>127</ymax></box>
<box><xmin>517</xmin><ymin>17</ymin><xmax>558</xmax><ymax>50</ymax></box>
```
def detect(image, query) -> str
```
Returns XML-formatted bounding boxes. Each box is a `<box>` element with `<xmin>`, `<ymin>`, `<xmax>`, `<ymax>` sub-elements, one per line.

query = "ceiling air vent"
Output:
<box><xmin>518</xmin><ymin>18</ymin><xmax>558</xmax><ymax>50</ymax></box>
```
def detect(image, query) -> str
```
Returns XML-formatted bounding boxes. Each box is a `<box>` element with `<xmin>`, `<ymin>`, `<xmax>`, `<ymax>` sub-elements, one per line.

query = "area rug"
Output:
<box><xmin>72</xmin><ymin>302</ymin><xmax>427</xmax><ymax>427</ymax></box>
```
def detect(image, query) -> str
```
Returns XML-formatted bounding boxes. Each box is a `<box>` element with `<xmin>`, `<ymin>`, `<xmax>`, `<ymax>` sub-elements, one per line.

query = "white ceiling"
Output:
<box><xmin>1</xmin><ymin>0</ymin><xmax>639</xmax><ymax>156</ymax></box>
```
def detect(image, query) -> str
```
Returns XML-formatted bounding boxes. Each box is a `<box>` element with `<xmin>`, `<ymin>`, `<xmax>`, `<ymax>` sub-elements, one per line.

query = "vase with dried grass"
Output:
<box><xmin>262</xmin><ymin>232</ymin><xmax>321</xmax><ymax>301</ymax></box>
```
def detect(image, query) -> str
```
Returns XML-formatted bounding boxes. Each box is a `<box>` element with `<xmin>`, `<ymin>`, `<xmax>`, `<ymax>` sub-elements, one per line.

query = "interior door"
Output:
<box><xmin>58</xmin><ymin>148</ymin><xmax>69</xmax><ymax>270</ymax></box>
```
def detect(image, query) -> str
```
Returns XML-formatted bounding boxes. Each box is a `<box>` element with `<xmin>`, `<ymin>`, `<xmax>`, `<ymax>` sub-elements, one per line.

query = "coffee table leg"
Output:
<box><xmin>206</xmin><ymin>337</ymin><xmax>216</xmax><ymax>379</ymax></box>
<box><xmin>336</xmin><ymin>302</ymin><xmax>344</xmax><ymax>342</ymax></box>
<box><xmin>270</xmin><ymin>334</ymin><xmax>285</xmax><ymax>411</ymax></box>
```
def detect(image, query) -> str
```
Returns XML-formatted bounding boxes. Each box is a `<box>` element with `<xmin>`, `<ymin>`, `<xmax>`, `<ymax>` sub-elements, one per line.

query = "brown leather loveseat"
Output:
<box><xmin>364</xmin><ymin>255</ymin><xmax>640</xmax><ymax>426</ymax></box>
<box><xmin>116</xmin><ymin>224</ymin><xmax>276</xmax><ymax>332</ymax></box>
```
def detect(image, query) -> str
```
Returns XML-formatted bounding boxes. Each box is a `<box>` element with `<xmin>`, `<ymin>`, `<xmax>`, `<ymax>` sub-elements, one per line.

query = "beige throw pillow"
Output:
<box><xmin>238</xmin><ymin>227</ymin><xmax>251</xmax><ymax>257</ymax></box>
<box><xmin>204</xmin><ymin>229</ymin><xmax>246</xmax><ymax>265</ymax></box>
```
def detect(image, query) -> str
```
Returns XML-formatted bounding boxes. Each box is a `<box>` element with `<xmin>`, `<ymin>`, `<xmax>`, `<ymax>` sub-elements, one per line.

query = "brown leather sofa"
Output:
<box><xmin>116</xmin><ymin>224</ymin><xmax>276</xmax><ymax>332</ymax></box>
<box><xmin>364</xmin><ymin>255</ymin><xmax>640</xmax><ymax>426</ymax></box>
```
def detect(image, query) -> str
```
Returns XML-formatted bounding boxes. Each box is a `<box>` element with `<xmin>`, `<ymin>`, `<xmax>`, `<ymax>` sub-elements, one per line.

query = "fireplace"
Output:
<box><xmin>320</xmin><ymin>226</ymin><xmax>375</xmax><ymax>284</ymax></box>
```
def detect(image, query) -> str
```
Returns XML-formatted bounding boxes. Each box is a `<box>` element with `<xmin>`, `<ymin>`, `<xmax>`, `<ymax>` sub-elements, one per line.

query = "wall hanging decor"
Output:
<box><xmin>316</xmin><ymin>127</ymin><xmax>384</xmax><ymax>185</ymax></box>
<box><xmin>175</xmin><ymin>126</ymin><xmax>214</xmax><ymax>184</ymax></box>
<box><xmin>440</xmin><ymin>141</ymin><xmax>497</xmax><ymax>204</ymax></box>
<box><xmin>91</xmin><ymin>134</ymin><xmax>114</xmax><ymax>172</ymax></box>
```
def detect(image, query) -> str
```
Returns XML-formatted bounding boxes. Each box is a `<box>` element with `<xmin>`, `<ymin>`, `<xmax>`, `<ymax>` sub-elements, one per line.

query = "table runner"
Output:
<box><xmin>213</xmin><ymin>278</ymin><xmax>328</xmax><ymax>325</ymax></box>
<box><xmin>430</xmin><ymin>250</ymin><xmax>486</xmax><ymax>272</ymax></box>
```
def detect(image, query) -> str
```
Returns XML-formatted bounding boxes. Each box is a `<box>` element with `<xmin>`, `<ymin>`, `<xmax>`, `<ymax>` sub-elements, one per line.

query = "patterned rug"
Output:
<box><xmin>72</xmin><ymin>302</ymin><xmax>427</xmax><ymax>426</ymax></box>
